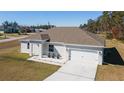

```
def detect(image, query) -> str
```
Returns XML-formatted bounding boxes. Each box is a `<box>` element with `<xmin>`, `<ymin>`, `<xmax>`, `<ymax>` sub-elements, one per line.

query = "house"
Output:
<box><xmin>20</xmin><ymin>27</ymin><xmax>105</xmax><ymax>66</ymax></box>
<box><xmin>35</xmin><ymin>28</ymin><xmax>47</xmax><ymax>32</ymax></box>
<box><xmin>0</xmin><ymin>25</ymin><xmax>4</xmax><ymax>34</ymax></box>
<box><xmin>0</xmin><ymin>31</ymin><xmax>4</xmax><ymax>34</ymax></box>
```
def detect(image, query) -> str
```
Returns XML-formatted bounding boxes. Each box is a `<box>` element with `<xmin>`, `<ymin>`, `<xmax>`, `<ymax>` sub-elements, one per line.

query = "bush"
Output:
<box><xmin>106</xmin><ymin>33</ymin><xmax>113</xmax><ymax>39</ymax></box>
<box><xmin>0</xmin><ymin>33</ymin><xmax>4</xmax><ymax>36</ymax></box>
<box><xmin>18</xmin><ymin>30</ymin><xmax>22</xmax><ymax>35</ymax></box>
<box><xmin>118</xmin><ymin>37</ymin><xmax>124</xmax><ymax>40</ymax></box>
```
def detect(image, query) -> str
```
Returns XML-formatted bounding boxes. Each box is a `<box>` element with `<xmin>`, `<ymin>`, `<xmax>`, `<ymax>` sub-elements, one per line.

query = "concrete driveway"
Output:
<box><xmin>45</xmin><ymin>60</ymin><xmax>98</xmax><ymax>81</ymax></box>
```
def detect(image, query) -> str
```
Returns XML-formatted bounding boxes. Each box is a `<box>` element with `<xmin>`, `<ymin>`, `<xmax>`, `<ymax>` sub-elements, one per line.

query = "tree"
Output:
<box><xmin>2</xmin><ymin>21</ymin><xmax>9</xmax><ymax>38</ymax></box>
<box><xmin>79</xmin><ymin>24</ymin><xmax>83</xmax><ymax>29</ymax></box>
<box><xmin>12</xmin><ymin>21</ymin><xmax>19</xmax><ymax>33</ymax></box>
<box><xmin>80</xmin><ymin>11</ymin><xmax>124</xmax><ymax>39</ymax></box>
<box><xmin>2</xmin><ymin>21</ymin><xmax>19</xmax><ymax>33</ymax></box>
<box><xmin>87</xmin><ymin>19</ymin><xmax>98</xmax><ymax>33</ymax></box>
<box><xmin>2</xmin><ymin>21</ymin><xmax>9</xmax><ymax>32</ymax></box>
<box><xmin>111</xmin><ymin>12</ymin><xmax>124</xmax><ymax>39</ymax></box>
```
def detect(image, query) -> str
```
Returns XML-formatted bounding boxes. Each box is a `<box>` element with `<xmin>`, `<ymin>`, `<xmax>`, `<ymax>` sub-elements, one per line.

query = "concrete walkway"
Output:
<box><xmin>45</xmin><ymin>60</ymin><xmax>98</xmax><ymax>81</ymax></box>
<box><xmin>0</xmin><ymin>36</ymin><xmax>28</xmax><ymax>43</ymax></box>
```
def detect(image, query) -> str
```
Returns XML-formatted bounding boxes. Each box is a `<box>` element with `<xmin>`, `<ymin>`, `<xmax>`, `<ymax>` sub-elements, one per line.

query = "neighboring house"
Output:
<box><xmin>35</xmin><ymin>29</ymin><xmax>47</xmax><ymax>32</ymax></box>
<box><xmin>0</xmin><ymin>25</ymin><xmax>4</xmax><ymax>34</ymax></box>
<box><xmin>20</xmin><ymin>27</ymin><xmax>105</xmax><ymax>66</ymax></box>
<box><xmin>0</xmin><ymin>31</ymin><xmax>4</xmax><ymax>34</ymax></box>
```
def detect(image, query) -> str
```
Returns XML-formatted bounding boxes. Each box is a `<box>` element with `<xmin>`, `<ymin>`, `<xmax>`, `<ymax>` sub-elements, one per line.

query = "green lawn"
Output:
<box><xmin>0</xmin><ymin>36</ymin><xmax>8</xmax><ymax>40</ymax></box>
<box><xmin>0</xmin><ymin>37</ymin><xmax>4</xmax><ymax>40</ymax></box>
<box><xmin>0</xmin><ymin>40</ymin><xmax>19</xmax><ymax>49</ymax></box>
<box><xmin>0</xmin><ymin>41</ymin><xmax>60</xmax><ymax>81</ymax></box>
<box><xmin>0</xmin><ymin>33</ymin><xmax>20</xmax><ymax>40</ymax></box>
<box><xmin>6</xmin><ymin>33</ymin><xmax>22</xmax><ymax>37</ymax></box>
<box><xmin>0</xmin><ymin>33</ymin><xmax>28</xmax><ymax>40</ymax></box>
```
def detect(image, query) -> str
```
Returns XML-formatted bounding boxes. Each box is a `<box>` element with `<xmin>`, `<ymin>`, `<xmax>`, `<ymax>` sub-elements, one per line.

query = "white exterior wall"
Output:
<box><xmin>42</xmin><ymin>43</ymin><xmax>49</xmax><ymax>55</ymax></box>
<box><xmin>97</xmin><ymin>50</ymin><xmax>103</xmax><ymax>65</ymax></box>
<box><xmin>54</xmin><ymin>45</ymin><xmax>68</xmax><ymax>61</ymax></box>
<box><xmin>42</xmin><ymin>43</ymin><xmax>103</xmax><ymax>65</ymax></box>
<box><xmin>32</xmin><ymin>43</ymin><xmax>40</xmax><ymax>55</ymax></box>
<box><xmin>30</xmin><ymin>42</ymin><xmax>42</xmax><ymax>58</ymax></box>
<box><xmin>20</xmin><ymin>41</ymin><xmax>103</xmax><ymax>65</ymax></box>
<box><xmin>38</xmin><ymin>43</ymin><xmax>42</xmax><ymax>58</ymax></box>
<box><xmin>20</xmin><ymin>42</ymin><xmax>30</xmax><ymax>53</ymax></box>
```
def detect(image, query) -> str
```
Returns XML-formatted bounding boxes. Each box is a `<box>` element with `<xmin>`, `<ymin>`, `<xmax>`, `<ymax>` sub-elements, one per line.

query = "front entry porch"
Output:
<box><xmin>28</xmin><ymin>55</ymin><xmax>67</xmax><ymax>66</ymax></box>
<box><xmin>28</xmin><ymin>42</ymin><xmax>69</xmax><ymax>66</ymax></box>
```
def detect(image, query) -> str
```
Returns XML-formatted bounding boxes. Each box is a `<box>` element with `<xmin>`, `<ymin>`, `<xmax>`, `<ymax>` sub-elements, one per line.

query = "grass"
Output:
<box><xmin>97</xmin><ymin>32</ymin><xmax>106</xmax><ymax>39</ymax></box>
<box><xmin>106</xmin><ymin>39</ymin><xmax>124</xmax><ymax>60</ymax></box>
<box><xmin>0</xmin><ymin>36</ymin><xmax>5</xmax><ymax>40</ymax></box>
<box><xmin>96</xmin><ymin>33</ymin><xmax>124</xmax><ymax>81</ymax></box>
<box><xmin>0</xmin><ymin>41</ymin><xmax>60</xmax><ymax>81</ymax></box>
<box><xmin>6</xmin><ymin>33</ymin><xmax>21</xmax><ymax>37</ymax></box>
<box><xmin>0</xmin><ymin>35</ymin><xmax>8</xmax><ymax>40</ymax></box>
<box><xmin>97</xmin><ymin>32</ymin><xmax>124</xmax><ymax>60</ymax></box>
<box><xmin>0</xmin><ymin>33</ymin><xmax>19</xmax><ymax>40</ymax></box>
<box><xmin>0</xmin><ymin>40</ymin><xmax>19</xmax><ymax>49</ymax></box>
<box><xmin>0</xmin><ymin>33</ymin><xmax>28</xmax><ymax>40</ymax></box>
<box><xmin>96</xmin><ymin>65</ymin><xmax>124</xmax><ymax>81</ymax></box>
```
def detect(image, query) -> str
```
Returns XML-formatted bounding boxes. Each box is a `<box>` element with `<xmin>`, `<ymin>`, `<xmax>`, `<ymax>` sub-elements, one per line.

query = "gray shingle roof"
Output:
<box><xmin>27</xmin><ymin>27</ymin><xmax>105</xmax><ymax>46</ymax></box>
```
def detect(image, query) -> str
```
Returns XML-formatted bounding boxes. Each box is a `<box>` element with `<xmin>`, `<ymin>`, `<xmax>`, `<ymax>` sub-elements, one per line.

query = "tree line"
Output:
<box><xmin>1</xmin><ymin>21</ymin><xmax>55</xmax><ymax>34</ymax></box>
<box><xmin>80</xmin><ymin>11</ymin><xmax>124</xmax><ymax>39</ymax></box>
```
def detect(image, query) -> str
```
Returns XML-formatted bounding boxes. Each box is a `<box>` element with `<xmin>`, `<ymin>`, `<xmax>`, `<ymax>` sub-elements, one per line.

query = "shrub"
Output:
<box><xmin>17</xmin><ymin>30</ymin><xmax>22</xmax><ymax>35</ymax></box>
<box><xmin>0</xmin><ymin>33</ymin><xmax>4</xmax><ymax>36</ymax></box>
<box><xmin>106</xmin><ymin>33</ymin><xmax>113</xmax><ymax>39</ymax></box>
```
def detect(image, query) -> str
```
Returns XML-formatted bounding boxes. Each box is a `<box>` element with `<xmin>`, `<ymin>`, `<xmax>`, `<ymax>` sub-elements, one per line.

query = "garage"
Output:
<box><xmin>70</xmin><ymin>49</ymin><xmax>99</xmax><ymax>64</ymax></box>
<box><xmin>45</xmin><ymin>49</ymin><xmax>100</xmax><ymax>81</ymax></box>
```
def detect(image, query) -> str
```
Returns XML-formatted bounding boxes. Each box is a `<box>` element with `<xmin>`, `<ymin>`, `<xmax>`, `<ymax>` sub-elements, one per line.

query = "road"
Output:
<box><xmin>0</xmin><ymin>36</ymin><xmax>28</xmax><ymax>43</ymax></box>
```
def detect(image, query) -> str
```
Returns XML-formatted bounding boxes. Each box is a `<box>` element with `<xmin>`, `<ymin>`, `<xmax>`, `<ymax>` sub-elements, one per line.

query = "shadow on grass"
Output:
<box><xmin>103</xmin><ymin>47</ymin><xmax>124</xmax><ymax>65</ymax></box>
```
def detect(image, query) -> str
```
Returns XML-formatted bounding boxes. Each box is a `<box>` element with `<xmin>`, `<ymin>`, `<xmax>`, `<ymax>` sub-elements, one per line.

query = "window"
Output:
<box><xmin>49</xmin><ymin>45</ymin><xmax>54</xmax><ymax>52</ymax></box>
<box><xmin>27</xmin><ymin>42</ymin><xmax>30</xmax><ymax>49</ymax></box>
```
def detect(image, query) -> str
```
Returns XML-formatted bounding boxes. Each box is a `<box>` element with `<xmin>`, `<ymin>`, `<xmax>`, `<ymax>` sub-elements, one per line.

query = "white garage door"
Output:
<box><xmin>70</xmin><ymin>50</ymin><xmax>99</xmax><ymax>64</ymax></box>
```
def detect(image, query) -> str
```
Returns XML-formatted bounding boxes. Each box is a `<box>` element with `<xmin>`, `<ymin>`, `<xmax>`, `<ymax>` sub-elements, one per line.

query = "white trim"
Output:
<box><xmin>20</xmin><ymin>39</ymin><xmax>47</xmax><ymax>43</ymax></box>
<box><xmin>49</xmin><ymin>42</ymin><xmax>104</xmax><ymax>48</ymax></box>
<box><xmin>20</xmin><ymin>40</ymin><xmax>104</xmax><ymax>48</ymax></box>
<box><xmin>69</xmin><ymin>48</ymin><xmax>98</xmax><ymax>53</ymax></box>
<box><xmin>65</xmin><ymin>43</ymin><xmax>104</xmax><ymax>48</ymax></box>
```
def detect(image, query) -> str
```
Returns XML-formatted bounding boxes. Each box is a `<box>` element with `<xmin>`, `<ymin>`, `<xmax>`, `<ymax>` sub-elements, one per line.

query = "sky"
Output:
<box><xmin>0</xmin><ymin>11</ymin><xmax>102</xmax><ymax>27</ymax></box>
